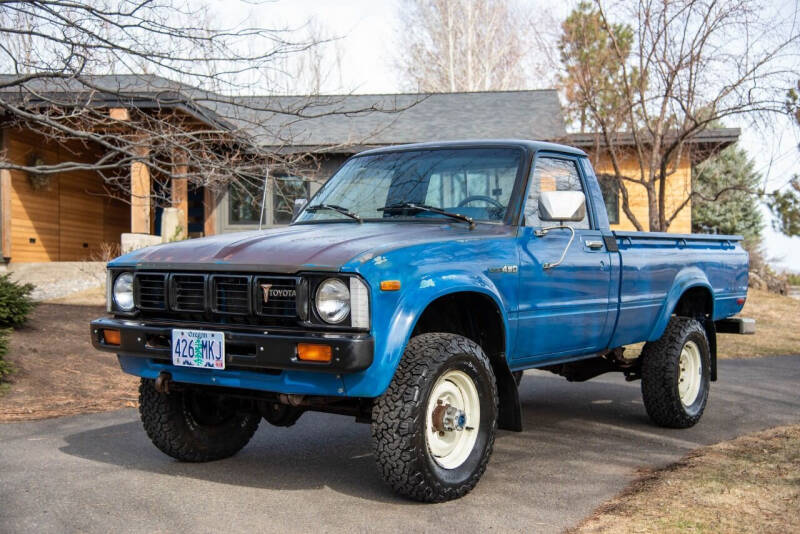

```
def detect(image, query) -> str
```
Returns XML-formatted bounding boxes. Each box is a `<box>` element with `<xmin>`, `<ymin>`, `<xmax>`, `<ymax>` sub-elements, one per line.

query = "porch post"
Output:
<box><xmin>171</xmin><ymin>151</ymin><xmax>189</xmax><ymax>239</ymax></box>
<box><xmin>1</xmin><ymin>129</ymin><xmax>11</xmax><ymax>261</ymax></box>
<box><xmin>130</xmin><ymin>144</ymin><xmax>151</xmax><ymax>234</ymax></box>
<box><xmin>0</xmin><ymin>168</ymin><xmax>11</xmax><ymax>261</ymax></box>
<box><xmin>203</xmin><ymin>187</ymin><xmax>217</xmax><ymax>237</ymax></box>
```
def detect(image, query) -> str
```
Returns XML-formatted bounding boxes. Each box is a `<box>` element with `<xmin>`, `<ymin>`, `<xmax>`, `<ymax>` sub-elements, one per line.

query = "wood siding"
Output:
<box><xmin>5</xmin><ymin>128</ymin><xmax>129</xmax><ymax>262</ymax></box>
<box><xmin>591</xmin><ymin>152</ymin><xmax>692</xmax><ymax>234</ymax></box>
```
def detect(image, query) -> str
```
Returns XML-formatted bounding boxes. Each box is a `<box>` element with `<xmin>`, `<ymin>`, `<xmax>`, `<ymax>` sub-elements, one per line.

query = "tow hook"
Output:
<box><xmin>155</xmin><ymin>371</ymin><xmax>172</xmax><ymax>394</ymax></box>
<box><xmin>431</xmin><ymin>401</ymin><xmax>467</xmax><ymax>433</ymax></box>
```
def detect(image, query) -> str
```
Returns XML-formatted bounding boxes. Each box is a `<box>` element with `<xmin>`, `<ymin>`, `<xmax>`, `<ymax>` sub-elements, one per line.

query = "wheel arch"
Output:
<box><xmin>648</xmin><ymin>270</ymin><xmax>717</xmax><ymax>381</ymax></box>
<box><xmin>409</xmin><ymin>289</ymin><xmax>522</xmax><ymax>432</ymax></box>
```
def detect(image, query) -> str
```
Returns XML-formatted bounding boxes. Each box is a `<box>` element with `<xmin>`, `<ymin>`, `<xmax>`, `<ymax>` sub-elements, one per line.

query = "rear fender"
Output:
<box><xmin>647</xmin><ymin>267</ymin><xmax>713</xmax><ymax>342</ymax></box>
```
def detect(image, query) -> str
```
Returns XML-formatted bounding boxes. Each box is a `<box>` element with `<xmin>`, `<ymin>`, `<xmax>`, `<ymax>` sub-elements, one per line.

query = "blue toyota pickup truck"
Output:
<box><xmin>91</xmin><ymin>140</ymin><xmax>753</xmax><ymax>502</ymax></box>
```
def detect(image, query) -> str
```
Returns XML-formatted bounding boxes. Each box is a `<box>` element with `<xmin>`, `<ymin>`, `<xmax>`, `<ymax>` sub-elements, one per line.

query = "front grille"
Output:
<box><xmin>135</xmin><ymin>273</ymin><xmax>167</xmax><ymax>310</ymax></box>
<box><xmin>133</xmin><ymin>271</ymin><xmax>300</xmax><ymax>326</ymax></box>
<box><xmin>255</xmin><ymin>276</ymin><xmax>298</xmax><ymax>317</ymax></box>
<box><xmin>172</xmin><ymin>274</ymin><xmax>206</xmax><ymax>312</ymax></box>
<box><xmin>212</xmin><ymin>275</ymin><xmax>251</xmax><ymax>315</ymax></box>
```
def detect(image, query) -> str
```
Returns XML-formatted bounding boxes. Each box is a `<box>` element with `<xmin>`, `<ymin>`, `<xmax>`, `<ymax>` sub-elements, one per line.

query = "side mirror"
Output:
<box><xmin>292</xmin><ymin>198</ymin><xmax>308</xmax><ymax>220</ymax></box>
<box><xmin>538</xmin><ymin>191</ymin><xmax>586</xmax><ymax>223</ymax></box>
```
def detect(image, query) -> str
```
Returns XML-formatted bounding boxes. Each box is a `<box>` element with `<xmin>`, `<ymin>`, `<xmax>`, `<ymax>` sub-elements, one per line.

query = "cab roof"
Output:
<box><xmin>355</xmin><ymin>139</ymin><xmax>587</xmax><ymax>158</ymax></box>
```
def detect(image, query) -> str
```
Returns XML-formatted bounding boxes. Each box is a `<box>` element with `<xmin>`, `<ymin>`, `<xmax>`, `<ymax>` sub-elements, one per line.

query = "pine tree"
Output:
<box><xmin>692</xmin><ymin>145</ymin><xmax>763</xmax><ymax>242</ymax></box>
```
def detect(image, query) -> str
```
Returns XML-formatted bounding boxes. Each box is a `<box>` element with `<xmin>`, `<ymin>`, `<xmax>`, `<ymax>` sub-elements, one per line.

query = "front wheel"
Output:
<box><xmin>371</xmin><ymin>333</ymin><xmax>498</xmax><ymax>502</ymax></box>
<box><xmin>139</xmin><ymin>378</ymin><xmax>260</xmax><ymax>462</ymax></box>
<box><xmin>641</xmin><ymin>317</ymin><xmax>711</xmax><ymax>428</ymax></box>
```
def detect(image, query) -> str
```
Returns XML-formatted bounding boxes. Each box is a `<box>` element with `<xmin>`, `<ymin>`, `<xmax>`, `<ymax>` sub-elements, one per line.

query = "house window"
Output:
<box><xmin>597</xmin><ymin>174</ymin><xmax>620</xmax><ymax>225</ymax></box>
<box><xmin>273</xmin><ymin>175</ymin><xmax>310</xmax><ymax>225</ymax></box>
<box><xmin>228</xmin><ymin>179</ymin><xmax>264</xmax><ymax>225</ymax></box>
<box><xmin>227</xmin><ymin>175</ymin><xmax>310</xmax><ymax>227</ymax></box>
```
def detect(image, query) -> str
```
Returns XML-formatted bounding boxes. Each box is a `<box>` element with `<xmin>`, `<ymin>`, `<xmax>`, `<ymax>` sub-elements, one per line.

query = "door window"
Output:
<box><xmin>524</xmin><ymin>157</ymin><xmax>590</xmax><ymax>229</ymax></box>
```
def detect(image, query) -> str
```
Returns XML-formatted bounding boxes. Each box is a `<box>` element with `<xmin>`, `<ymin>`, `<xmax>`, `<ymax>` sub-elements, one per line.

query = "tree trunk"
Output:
<box><xmin>646</xmin><ymin>183</ymin><xmax>662</xmax><ymax>232</ymax></box>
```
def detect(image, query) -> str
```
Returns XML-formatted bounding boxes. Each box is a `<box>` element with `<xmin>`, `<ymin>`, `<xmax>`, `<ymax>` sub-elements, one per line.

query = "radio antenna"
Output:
<box><xmin>258</xmin><ymin>168</ymin><xmax>269</xmax><ymax>230</ymax></box>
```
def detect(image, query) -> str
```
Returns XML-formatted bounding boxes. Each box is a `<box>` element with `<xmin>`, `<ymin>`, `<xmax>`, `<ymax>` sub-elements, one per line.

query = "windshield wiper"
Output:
<box><xmin>305</xmin><ymin>203</ymin><xmax>363</xmax><ymax>223</ymax></box>
<box><xmin>378</xmin><ymin>202</ymin><xmax>475</xmax><ymax>230</ymax></box>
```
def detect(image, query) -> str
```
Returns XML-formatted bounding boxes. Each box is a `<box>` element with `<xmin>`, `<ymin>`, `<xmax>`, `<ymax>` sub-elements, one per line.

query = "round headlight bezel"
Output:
<box><xmin>113</xmin><ymin>272</ymin><xmax>135</xmax><ymax>312</ymax></box>
<box><xmin>314</xmin><ymin>278</ymin><xmax>351</xmax><ymax>324</ymax></box>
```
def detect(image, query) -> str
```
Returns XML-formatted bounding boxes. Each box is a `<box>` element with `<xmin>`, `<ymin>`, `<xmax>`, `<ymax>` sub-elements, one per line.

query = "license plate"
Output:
<box><xmin>171</xmin><ymin>329</ymin><xmax>226</xmax><ymax>370</ymax></box>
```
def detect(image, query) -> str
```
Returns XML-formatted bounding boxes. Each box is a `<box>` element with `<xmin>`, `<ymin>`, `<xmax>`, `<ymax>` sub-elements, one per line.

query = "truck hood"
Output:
<box><xmin>111</xmin><ymin>222</ymin><xmax>514</xmax><ymax>273</ymax></box>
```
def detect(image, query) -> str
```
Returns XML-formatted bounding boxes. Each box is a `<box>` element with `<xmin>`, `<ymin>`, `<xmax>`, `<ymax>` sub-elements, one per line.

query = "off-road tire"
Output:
<box><xmin>641</xmin><ymin>317</ymin><xmax>710</xmax><ymax>428</ymax></box>
<box><xmin>371</xmin><ymin>333</ymin><xmax>498</xmax><ymax>502</ymax></box>
<box><xmin>139</xmin><ymin>378</ymin><xmax>260</xmax><ymax>462</ymax></box>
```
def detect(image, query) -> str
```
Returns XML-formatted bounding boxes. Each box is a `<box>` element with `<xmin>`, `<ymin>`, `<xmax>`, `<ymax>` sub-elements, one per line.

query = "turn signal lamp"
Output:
<box><xmin>380</xmin><ymin>280</ymin><xmax>401</xmax><ymax>291</ymax></box>
<box><xmin>297</xmin><ymin>343</ymin><xmax>332</xmax><ymax>362</ymax></box>
<box><xmin>102</xmin><ymin>329</ymin><xmax>121</xmax><ymax>346</ymax></box>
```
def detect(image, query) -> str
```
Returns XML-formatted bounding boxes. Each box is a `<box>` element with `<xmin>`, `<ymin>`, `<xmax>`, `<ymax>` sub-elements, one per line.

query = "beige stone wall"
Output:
<box><xmin>589</xmin><ymin>151</ymin><xmax>692</xmax><ymax>234</ymax></box>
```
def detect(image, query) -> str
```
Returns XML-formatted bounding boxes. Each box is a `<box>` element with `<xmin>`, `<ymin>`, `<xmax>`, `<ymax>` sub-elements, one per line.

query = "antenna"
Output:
<box><xmin>259</xmin><ymin>167</ymin><xmax>269</xmax><ymax>230</ymax></box>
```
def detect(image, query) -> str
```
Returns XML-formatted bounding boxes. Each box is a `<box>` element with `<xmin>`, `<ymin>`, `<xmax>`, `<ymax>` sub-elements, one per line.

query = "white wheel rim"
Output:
<box><xmin>678</xmin><ymin>340</ymin><xmax>702</xmax><ymax>407</ymax></box>
<box><xmin>425</xmin><ymin>369</ymin><xmax>480</xmax><ymax>469</ymax></box>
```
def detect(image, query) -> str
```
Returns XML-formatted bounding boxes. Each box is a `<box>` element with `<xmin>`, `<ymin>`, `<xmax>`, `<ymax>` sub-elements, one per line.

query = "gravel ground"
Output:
<box><xmin>4</xmin><ymin>262</ymin><xmax>106</xmax><ymax>301</ymax></box>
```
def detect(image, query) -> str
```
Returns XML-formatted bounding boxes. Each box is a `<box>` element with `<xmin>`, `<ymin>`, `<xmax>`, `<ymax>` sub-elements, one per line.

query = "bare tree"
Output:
<box><xmin>0</xmin><ymin>1</ymin><xmax>390</xmax><ymax>208</ymax></box>
<box><xmin>560</xmin><ymin>0</ymin><xmax>800</xmax><ymax>232</ymax></box>
<box><xmin>263</xmin><ymin>17</ymin><xmax>348</xmax><ymax>96</ymax></box>
<box><xmin>394</xmin><ymin>0</ymin><xmax>540</xmax><ymax>92</ymax></box>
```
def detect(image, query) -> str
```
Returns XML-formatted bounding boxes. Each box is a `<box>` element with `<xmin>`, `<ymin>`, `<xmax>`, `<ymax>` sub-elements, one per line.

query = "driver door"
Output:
<box><xmin>514</xmin><ymin>154</ymin><xmax>613</xmax><ymax>362</ymax></box>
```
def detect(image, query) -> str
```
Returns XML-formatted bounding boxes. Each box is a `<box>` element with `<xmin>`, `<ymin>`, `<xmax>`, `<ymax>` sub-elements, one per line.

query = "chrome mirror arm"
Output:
<box><xmin>535</xmin><ymin>224</ymin><xmax>575</xmax><ymax>270</ymax></box>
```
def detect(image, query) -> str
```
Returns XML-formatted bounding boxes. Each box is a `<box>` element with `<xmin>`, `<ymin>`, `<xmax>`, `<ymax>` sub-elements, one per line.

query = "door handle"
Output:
<box><xmin>586</xmin><ymin>240</ymin><xmax>604</xmax><ymax>250</ymax></box>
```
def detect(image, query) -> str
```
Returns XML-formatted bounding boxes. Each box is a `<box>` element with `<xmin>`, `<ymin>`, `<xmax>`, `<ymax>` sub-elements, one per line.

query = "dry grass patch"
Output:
<box><xmin>623</xmin><ymin>289</ymin><xmax>800</xmax><ymax>360</ymax></box>
<box><xmin>716</xmin><ymin>289</ymin><xmax>800</xmax><ymax>358</ymax></box>
<box><xmin>0</xmin><ymin>304</ymin><xmax>137</xmax><ymax>422</ymax></box>
<box><xmin>573</xmin><ymin>425</ymin><xmax>800</xmax><ymax>534</ymax></box>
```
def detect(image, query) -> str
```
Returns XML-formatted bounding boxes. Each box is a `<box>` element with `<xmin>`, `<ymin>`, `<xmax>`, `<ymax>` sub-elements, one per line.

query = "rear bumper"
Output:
<box><xmin>715</xmin><ymin>317</ymin><xmax>756</xmax><ymax>335</ymax></box>
<box><xmin>90</xmin><ymin>317</ymin><xmax>374</xmax><ymax>374</ymax></box>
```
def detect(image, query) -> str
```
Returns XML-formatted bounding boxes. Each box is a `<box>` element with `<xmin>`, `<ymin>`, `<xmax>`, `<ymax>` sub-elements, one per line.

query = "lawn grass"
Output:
<box><xmin>716</xmin><ymin>289</ymin><xmax>800</xmax><ymax>358</ymax></box>
<box><xmin>624</xmin><ymin>289</ymin><xmax>799</xmax><ymax>360</ymax></box>
<box><xmin>573</xmin><ymin>425</ymin><xmax>800</xmax><ymax>534</ymax></box>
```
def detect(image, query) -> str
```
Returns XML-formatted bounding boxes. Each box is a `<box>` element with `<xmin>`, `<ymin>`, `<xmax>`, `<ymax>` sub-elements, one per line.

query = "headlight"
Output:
<box><xmin>113</xmin><ymin>272</ymin><xmax>135</xmax><ymax>311</ymax></box>
<box><xmin>315</xmin><ymin>278</ymin><xmax>350</xmax><ymax>324</ymax></box>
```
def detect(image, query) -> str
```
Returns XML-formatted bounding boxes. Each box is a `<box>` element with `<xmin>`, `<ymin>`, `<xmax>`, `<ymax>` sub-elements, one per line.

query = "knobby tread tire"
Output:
<box><xmin>641</xmin><ymin>317</ymin><xmax>710</xmax><ymax>429</ymax></box>
<box><xmin>139</xmin><ymin>378</ymin><xmax>260</xmax><ymax>462</ymax></box>
<box><xmin>371</xmin><ymin>333</ymin><xmax>498</xmax><ymax>502</ymax></box>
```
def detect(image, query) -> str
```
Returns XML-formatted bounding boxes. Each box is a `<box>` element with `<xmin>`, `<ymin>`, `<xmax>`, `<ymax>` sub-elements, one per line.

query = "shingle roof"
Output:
<box><xmin>219</xmin><ymin>91</ymin><xmax>567</xmax><ymax>149</ymax></box>
<box><xmin>0</xmin><ymin>74</ymin><xmax>567</xmax><ymax>150</ymax></box>
<box><xmin>0</xmin><ymin>74</ymin><xmax>740</xmax><ymax>156</ymax></box>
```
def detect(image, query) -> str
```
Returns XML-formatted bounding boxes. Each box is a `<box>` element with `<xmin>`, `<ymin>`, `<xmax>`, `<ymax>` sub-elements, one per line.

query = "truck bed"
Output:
<box><xmin>609</xmin><ymin>231</ymin><xmax>749</xmax><ymax>348</ymax></box>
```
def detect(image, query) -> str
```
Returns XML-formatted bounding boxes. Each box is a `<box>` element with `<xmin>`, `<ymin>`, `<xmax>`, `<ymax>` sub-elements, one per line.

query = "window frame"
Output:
<box><xmin>219</xmin><ymin>174</ymin><xmax>312</xmax><ymax>233</ymax></box>
<box><xmin>521</xmin><ymin>151</ymin><xmax>596</xmax><ymax>230</ymax></box>
<box><xmin>292</xmin><ymin>144</ymin><xmax>531</xmax><ymax>227</ymax></box>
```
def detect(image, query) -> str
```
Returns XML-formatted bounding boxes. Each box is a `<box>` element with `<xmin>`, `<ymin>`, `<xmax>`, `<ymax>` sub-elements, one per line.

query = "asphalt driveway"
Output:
<box><xmin>1</xmin><ymin>355</ymin><xmax>798</xmax><ymax>533</ymax></box>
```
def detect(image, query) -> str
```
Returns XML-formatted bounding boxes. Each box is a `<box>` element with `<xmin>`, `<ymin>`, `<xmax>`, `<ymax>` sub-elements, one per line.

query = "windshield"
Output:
<box><xmin>295</xmin><ymin>147</ymin><xmax>523</xmax><ymax>224</ymax></box>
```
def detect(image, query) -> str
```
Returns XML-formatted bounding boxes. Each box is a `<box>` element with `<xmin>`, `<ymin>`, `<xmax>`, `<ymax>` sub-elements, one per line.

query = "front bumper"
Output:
<box><xmin>90</xmin><ymin>317</ymin><xmax>374</xmax><ymax>374</ymax></box>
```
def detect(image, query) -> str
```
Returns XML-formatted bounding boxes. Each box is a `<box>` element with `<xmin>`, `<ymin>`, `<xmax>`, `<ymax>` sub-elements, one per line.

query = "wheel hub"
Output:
<box><xmin>431</xmin><ymin>401</ymin><xmax>467</xmax><ymax>433</ymax></box>
<box><xmin>425</xmin><ymin>369</ymin><xmax>481</xmax><ymax>469</ymax></box>
<box><xmin>678</xmin><ymin>340</ymin><xmax>702</xmax><ymax>407</ymax></box>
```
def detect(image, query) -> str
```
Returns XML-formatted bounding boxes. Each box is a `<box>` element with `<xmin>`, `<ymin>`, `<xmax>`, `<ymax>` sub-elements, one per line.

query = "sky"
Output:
<box><xmin>220</xmin><ymin>0</ymin><xmax>800</xmax><ymax>271</ymax></box>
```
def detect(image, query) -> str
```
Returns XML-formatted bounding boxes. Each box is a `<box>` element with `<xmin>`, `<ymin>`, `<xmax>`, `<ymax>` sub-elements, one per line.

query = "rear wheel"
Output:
<box><xmin>641</xmin><ymin>317</ymin><xmax>711</xmax><ymax>428</ymax></box>
<box><xmin>371</xmin><ymin>333</ymin><xmax>498</xmax><ymax>502</ymax></box>
<box><xmin>139</xmin><ymin>378</ymin><xmax>260</xmax><ymax>462</ymax></box>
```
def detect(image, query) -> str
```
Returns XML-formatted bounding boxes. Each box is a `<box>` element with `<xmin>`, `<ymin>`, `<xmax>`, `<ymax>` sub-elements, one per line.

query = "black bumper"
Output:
<box><xmin>90</xmin><ymin>317</ymin><xmax>374</xmax><ymax>373</ymax></box>
<box><xmin>715</xmin><ymin>317</ymin><xmax>756</xmax><ymax>335</ymax></box>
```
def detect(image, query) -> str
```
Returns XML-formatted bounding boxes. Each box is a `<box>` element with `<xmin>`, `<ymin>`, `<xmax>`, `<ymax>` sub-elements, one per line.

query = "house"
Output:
<box><xmin>0</xmin><ymin>75</ymin><xmax>739</xmax><ymax>263</ymax></box>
